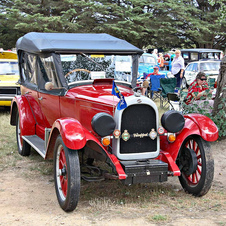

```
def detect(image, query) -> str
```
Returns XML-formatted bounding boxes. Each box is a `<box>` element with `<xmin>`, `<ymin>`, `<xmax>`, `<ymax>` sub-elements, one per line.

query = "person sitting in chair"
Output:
<box><xmin>146</xmin><ymin>66</ymin><xmax>161</xmax><ymax>78</ymax></box>
<box><xmin>185</xmin><ymin>72</ymin><xmax>213</xmax><ymax>111</ymax></box>
<box><xmin>140</xmin><ymin>66</ymin><xmax>161</xmax><ymax>96</ymax></box>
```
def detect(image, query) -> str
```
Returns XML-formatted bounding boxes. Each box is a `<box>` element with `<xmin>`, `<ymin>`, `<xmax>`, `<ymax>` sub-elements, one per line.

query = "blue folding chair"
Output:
<box><xmin>149</xmin><ymin>74</ymin><xmax>165</xmax><ymax>100</ymax></box>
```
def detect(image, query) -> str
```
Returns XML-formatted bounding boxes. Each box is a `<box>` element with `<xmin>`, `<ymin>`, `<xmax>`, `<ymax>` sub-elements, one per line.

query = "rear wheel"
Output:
<box><xmin>16</xmin><ymin>112</ymin><xmax>31</xmax><ymax>156</ymax></box>
<box><xmin>177</xmin><ymin>136</ymin><xmax>214</xmax><ymax>196</ymax></box>
<box><xmin>54</xmin><ymin>135</ymin><xmax>80</xmax><ymax>212</ymax></box>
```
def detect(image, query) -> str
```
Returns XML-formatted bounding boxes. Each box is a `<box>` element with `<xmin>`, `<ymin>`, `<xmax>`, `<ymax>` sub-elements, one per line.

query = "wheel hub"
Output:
<box><xmin>61</xmin><ymin>165</ymin><xmax>67</xmax><ymax>177</ymax></box>
<box><xmin>180</xmin><ymin>147</ymin><xmax>198</xmax><ymax>176</ymax></box>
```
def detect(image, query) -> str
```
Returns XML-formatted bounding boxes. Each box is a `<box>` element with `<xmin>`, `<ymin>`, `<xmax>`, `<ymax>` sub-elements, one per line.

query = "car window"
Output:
<box><xmin>143</xmin><ymin>55</ymin><xmax>156</xmax><ymax>65</ymax></box>
<box><xmin>186</xmin><ymin>64</ymin><xmax>193</xmax><ymax>71</ymax></box>
<box><xmin>192</xmin><ymin>63</ymin><xmax>198</xmax><ymax>72</ymax></box>
<box><xmin>190</xmin><ymin>53</ymin><xmax>198</xmax><ymax>61</ymax></box>
<box><xmin>60</xmin><ymin>54</ymin><xmax>133</xmax><ymax>85</ymax></box>
<box><xmin>0</xmin><ymin>61</ymin><xmax>19</xmax><ymax>75</ymax></box>
<box><xmin>182</xmin><ymin>52</ymin><xmax>189</xmax><ymax>60</ymax></box>
<box><xmin>200</xmin><ymin>62</ymin><xmax>220</xmax><ymax>72</ymax></box>
<box><xmin>139</xmin><ymin>55</ymin><xmax>144</xmax><ymax>63</ymax></box>
<box><xmin>38</xmin><ymin>55</ymin><xmax>62</xmax><ymax>89</ymax></box>
<box><xmin>21</xmin><ymin>53</ymin><xmax>37</xmax><ymax>85</ymax></box>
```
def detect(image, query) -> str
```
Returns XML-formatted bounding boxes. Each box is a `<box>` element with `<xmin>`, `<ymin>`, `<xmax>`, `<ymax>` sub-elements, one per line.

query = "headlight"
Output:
<box><xmin>161</xmin><ymin>110</ymin><xmax>185</xmax><ymax>133</ymax></box>
<box><xmin>91</xmin><ymin>113</ymin><xmax>116</xmax><ymax>137</ymax></box>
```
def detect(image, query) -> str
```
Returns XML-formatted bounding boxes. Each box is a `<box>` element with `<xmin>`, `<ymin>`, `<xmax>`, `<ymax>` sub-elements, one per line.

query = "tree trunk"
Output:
<box><xmin>213</xmin><ymin>56</ymin><xmax>226</xmax><ymax>116</ymax></box>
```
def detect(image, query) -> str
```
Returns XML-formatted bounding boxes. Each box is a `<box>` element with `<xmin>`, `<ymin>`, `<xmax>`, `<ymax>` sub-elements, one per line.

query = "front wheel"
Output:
<box><xmin>177</xmin><ymin>136</ymin><xmax>214</xmax><ymax>196</ymax></box>
<box><xmin>54</xmin><ymin>135</ymin><xmax>80</xmax><ymax>212</ymax></box>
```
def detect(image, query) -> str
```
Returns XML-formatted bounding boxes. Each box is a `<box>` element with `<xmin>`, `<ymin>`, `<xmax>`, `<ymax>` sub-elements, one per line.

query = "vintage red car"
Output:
<box><xmin>10</xmin><ymin>32</ymin><xmax>218</xmax><ymax>212</ymax></box>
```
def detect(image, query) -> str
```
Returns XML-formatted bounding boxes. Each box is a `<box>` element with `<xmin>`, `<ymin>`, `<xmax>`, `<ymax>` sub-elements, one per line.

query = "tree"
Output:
<box><xmin>0</xmin><ymin>0</ymin><xmax>225</xmax><ymax>50</ymax></box>
<box><xmin>212</xmin><ymin>56</ymin><xmax>226</xmax><ymax>138</ymax></box>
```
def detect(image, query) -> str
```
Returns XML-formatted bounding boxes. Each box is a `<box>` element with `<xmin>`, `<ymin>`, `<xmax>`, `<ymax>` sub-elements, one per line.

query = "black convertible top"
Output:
<box><xmin>16</xmin><ymin>32</ymin><xmax>143</xmax><ymax>55</ymax></box>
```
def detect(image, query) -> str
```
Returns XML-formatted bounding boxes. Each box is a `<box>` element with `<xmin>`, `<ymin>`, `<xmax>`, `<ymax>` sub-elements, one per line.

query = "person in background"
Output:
<box><xmin>171</xmin><ymin>49</ymin><xmax>185</xmax><ymax>87</ymax></box>
<box><xmin>158</xmin><ymin>53</ymin><xmax>164</xmax><ymax>70</ymax></box>
<box><xmin>185</xmin><ymin>72</ymin><xmax>213</xmax><ymax>111</ymax></box>
<box><xmin>141</xmin><ymin>66</ymin><xmax>161</xmax><ymax>95</ymax></box>
<box><xmin>146</xmin><ymin>66</ymin><xmax>161</xmax><ymax>78</ymax></box>
<box><xmin>152</xmin><ymin>49</ymin><xmax>158</xmax><ymax>61</ymax></box>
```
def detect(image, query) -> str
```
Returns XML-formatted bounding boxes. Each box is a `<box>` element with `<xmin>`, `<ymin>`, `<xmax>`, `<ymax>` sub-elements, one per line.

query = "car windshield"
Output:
<box><xmin>60</xmin><ymin>54</ymin><xmax>133</xmax><ymax>85</ymax></box>
<box><xmin>200</xmin><ymin>62</ymin><xmax>220</xmax><ymax>72</ymax></box>
<box><xmin>143</xmin><ymin>55</ymin><xmax>156</xmax><ymax>65</ymax></box>
<box><xmin>0</xmin><ymin>61</ymin><xmax>19</xmax><ymax>75</ymax></box>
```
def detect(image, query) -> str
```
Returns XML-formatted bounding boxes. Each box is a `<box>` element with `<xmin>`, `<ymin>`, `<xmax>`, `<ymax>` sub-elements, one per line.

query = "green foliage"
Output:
<box><xmin>181</xmin><ymin>89</ymin><xmax>226</xmax><ymax>138</ymax></box>
<box><xmin>0</xmin><ymin>0</ymin><xmax>225</xmax><ymax>50</ymax></box>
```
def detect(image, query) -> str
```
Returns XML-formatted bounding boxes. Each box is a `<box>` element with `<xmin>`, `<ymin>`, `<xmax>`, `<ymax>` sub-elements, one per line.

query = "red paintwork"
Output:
<box><xmin>156</xmin><ymin>151</ymin><xmax>181</xmax><ymax>176</ymax></box>
<box><xmin>51</xmin><ymin>118</ymin><xmax>87</xmax><ymax>150</ymax></box>
<box><xmin>12</xmin><ymin>78</ymin><xmax>218</xmax><ymax>180</ymax></box>
<box><xmin>184</xmin><ymin>114</ymin><xmax>218</xmax><ymax>141</ymax></box>
<box><xmin>160</xmin><ymin>114</ymin><xmax>218</xmax><ymax>163</ymax></box>
<box><xmin>11</xmin><ymin>95</ymin><xmax>36</xmax><ymax>137</ymax></box>
<box><xmin>20</xmin><ymin>86</ymin><xmax>49</xmax><ymax>128</ymax></box>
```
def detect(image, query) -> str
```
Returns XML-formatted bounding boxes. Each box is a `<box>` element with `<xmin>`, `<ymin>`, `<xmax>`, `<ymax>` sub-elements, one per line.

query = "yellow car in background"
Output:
<box><xmin>0</xmin><ymin>51</ymin><xmax>20</xmax><ymax>107</ymax></box>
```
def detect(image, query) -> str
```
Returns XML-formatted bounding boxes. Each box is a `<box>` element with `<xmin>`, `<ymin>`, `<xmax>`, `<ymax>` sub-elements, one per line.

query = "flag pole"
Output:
<box><xmin>113</xmin><ymin>94</ymin><xmax>115</xmax><ymax>115</ymax></box>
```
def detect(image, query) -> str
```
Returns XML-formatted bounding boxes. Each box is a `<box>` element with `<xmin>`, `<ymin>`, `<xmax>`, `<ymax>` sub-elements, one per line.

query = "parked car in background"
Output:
<box><xmin>0</xmin><ymin>51</ymin><xmax>20</xmax><ymax>107</ymax></box>
<box><xmin>181</xmin><ymin>48</ymin><xmax>221</xmax><ymax>66</ymax></box>
<box><xmin>10</xmin><ymin>32</ymin><xmax>218</xmax><ymax>212</ymax></box>
<box><xmin>138</xmin><ymin>53</ymin><xmax>170</xmax><ymax>79</ymax></box>
<box><xmin>182</xmin><ymin>60</ymin><xmax>220</xmax><ymax>87</ymax></box>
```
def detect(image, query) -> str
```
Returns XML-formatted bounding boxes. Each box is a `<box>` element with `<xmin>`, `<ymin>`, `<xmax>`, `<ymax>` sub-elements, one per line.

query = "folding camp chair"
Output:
<box><xmin>149</xmin><ymin>74</ymin><xmax>165</xmax><ymax>100</ymax></box>
<box><xmin>208</xmin><ymin>77</ymin><xmax>216</xmax><ymax>88</ymax></box>
<box><xmin>159</xmin><ymin>77</ymin><xmax>177</xmax><ymax>108</ymax></box>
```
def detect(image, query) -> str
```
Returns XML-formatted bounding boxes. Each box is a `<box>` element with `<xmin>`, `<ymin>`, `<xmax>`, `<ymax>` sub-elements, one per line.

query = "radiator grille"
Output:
<box><xmin>0</xmin><ymin>88</ymin><xmax>17</xmax><ymax>95</ymax></box>
<box><xmin>120</xmin><ymin>104</ymin><xmax>157</xmax><ymax>154</ymax></box>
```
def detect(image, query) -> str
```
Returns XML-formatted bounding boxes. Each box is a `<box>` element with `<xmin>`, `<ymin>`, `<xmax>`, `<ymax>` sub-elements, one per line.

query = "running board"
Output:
<box><xmin>22</xmin><ymin>135</ymin><xmax>46</xmax><ymax>158</ymax></box>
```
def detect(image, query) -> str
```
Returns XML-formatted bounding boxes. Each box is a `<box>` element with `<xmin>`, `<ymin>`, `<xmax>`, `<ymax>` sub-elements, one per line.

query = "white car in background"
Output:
<box><xmin>182</xmin><ymin>60</ymin><xmax>220</xmax><ymax>87</ymax></box>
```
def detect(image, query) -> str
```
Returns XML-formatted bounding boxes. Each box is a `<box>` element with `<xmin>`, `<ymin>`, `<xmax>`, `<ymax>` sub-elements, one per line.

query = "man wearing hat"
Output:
<box><xmin>145</xmin><ymin>66</ymin><xmax>161</xmax><ymax>78</ymax></box>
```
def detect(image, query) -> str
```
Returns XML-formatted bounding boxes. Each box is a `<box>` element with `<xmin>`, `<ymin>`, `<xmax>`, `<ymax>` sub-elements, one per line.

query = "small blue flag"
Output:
<box><xmin>112</xmin><ymin>81</ymin><xmax>127</xmax><ymax>110</ymax></box>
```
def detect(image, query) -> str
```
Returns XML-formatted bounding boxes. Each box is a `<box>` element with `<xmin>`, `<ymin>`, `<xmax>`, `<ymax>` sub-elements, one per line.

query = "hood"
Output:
<box><xmin>66</xmin><ymin>80</ymin><xmax>134</xmax><ymax>107</ymax></box>
<box><xmin>0</xmin><ymin>75</ymin><xmax>19</xmax><ymax>87</ymax></box>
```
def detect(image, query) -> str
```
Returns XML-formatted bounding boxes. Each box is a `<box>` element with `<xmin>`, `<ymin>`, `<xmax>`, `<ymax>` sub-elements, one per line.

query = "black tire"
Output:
<box><xmin>181</xmin><ymin>77</ymin><xmax>189</xmax><ymax>89</ymax></box>
<box><xmin>54</xmin><ymin>135</ymin><xmax>80</xmax><ymax>212</ymax></box>
<box><xmin>16</xmin><ymin>112</ymin><xmax>31</xmax><ymax>156</ymax></box>
<box><xmin>177</xmin><ymin>136</ymin><xmax>214</xmax><ymax>196</ymax></box>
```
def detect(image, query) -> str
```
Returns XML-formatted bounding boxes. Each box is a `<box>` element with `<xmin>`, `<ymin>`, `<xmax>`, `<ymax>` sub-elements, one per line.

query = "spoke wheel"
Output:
<box><xmin>177</xmin><ymin>136</ymin><xmax>214</xmax><ymax>196</ymax></box>
<box><xmin>16</xmin><ymin>112</ymin><xmax>31</xmax><ymax>156</ymax></box>
<box><xmin>54</xmin><ymin>135</ymin><xmax>80</xmax><ymax>212</ymax></box>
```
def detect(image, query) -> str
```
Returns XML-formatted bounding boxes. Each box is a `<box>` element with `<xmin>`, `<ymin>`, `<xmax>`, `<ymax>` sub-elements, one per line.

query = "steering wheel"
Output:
<box><xmin>65</xmin><ymin>68</ymin><xmax>91</xmax><ymax>78</ymax></box>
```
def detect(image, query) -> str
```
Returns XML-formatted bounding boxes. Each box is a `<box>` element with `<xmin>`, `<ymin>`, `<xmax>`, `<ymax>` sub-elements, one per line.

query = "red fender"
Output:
<box><xmin>47</xmin><ymin>118</ymin><xmax>127</xmax><ymax>179</ymax></box>
<box><xmin>51</xmin><ymin>118</ymin><xmax>87</xmax><ymax>150</ymax></box>
<box><xmin>82</xmin><ymin>127</ymin><xmax>127</xmax><ymax>179</ymax></box>
<box><xmin>10</xmin><ymin>96</ymin><xmax>36</xmax><ymax>136</ymax></box>
<box><xmin>184</xmin><ymin>114</ymin><xmax>218</xmax><ymax>141</ymax></box>
<box><xmin>160</xmin><ymin>113</ymin><xmax>218</xmax><ymax>163</ymax></box>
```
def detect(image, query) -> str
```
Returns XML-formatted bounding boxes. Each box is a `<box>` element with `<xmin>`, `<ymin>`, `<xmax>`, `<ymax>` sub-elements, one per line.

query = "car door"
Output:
<box><xmin>36</xmin><ymin>55</ymin><xmax>61</xmax><ymax>127</ymax></box>
<box><xmin>184</xmin><ymin>63</ymin><xmax>194</xmax><ymax>85</ymax></box>
<box><xmin>19</xmin><ymin>52</ymin><xmax>49</xmax><ymax>138</ymax></box>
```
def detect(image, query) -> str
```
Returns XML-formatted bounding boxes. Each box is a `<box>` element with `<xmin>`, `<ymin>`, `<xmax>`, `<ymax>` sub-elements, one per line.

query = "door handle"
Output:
<box><xmin>38</xmin><ymin>97</ymin><xmax>43</xmax><ymax>101</ymax></box>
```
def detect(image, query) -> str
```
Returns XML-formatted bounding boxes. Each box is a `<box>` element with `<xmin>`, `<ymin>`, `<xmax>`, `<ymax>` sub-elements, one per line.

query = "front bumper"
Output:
<box><xmin>0</xmin><ymin>86</ymin><xmax>20</xmax><ymax>106</ymax></box>
<box><xmin>120</xmin><ymin>159</ymin><xmax>168</xmax><ymax>185</ymax></box>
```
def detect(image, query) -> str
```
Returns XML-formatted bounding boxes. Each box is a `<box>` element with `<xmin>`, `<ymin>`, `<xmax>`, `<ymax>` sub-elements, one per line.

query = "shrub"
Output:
<box><xmin>181</xmin><ymin>88</ymin><xmax>226</xmax><ymax>139</ymax></box>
